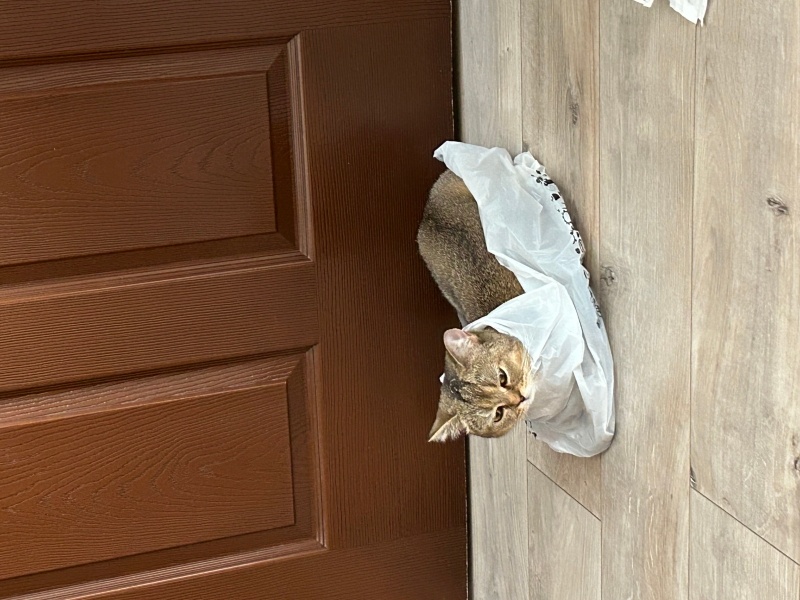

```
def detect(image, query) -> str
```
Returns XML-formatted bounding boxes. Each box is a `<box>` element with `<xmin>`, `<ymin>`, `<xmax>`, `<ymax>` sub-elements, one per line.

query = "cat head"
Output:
<box><xmin>429</xmin><ymin>328</ymin><xmax>534</xmax><ymax>442</ymax></box>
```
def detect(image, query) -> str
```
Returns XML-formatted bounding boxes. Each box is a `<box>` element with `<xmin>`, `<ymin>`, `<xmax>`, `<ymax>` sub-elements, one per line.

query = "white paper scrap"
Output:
<box><xmin>633</xmin><ymin>0</ymin><xmax>707</xmax><ymax>25</ymax></box>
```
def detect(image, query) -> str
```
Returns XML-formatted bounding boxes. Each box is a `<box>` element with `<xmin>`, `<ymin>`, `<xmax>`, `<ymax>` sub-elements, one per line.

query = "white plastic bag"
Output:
<box><xmin>633</xmin><ymin>0</ymin><xmax>707</xmax><ymax>25</ymax></box>
<box><xmin>433</xmin><ymin>142</ymin><xmax>615</xmax><ymax>457</ymax></box>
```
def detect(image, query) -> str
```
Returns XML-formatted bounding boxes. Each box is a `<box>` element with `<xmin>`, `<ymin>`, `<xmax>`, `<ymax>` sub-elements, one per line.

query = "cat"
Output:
<box><xmin>417</xmin><ymin>169</ymin><xmax>534</xmax><ymax>442</ymax></box>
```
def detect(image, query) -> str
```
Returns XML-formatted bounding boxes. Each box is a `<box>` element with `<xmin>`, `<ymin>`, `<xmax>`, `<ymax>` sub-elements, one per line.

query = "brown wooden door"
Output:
<box><xmin>0</xmin><ymin>3</ymin><xmax>465</xmax><ymax>598</ymax></box>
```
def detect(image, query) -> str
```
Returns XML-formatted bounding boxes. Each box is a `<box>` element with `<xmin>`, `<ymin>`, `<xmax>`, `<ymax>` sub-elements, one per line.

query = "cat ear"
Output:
<box><xmin>428</xmin><ymin>406</ymin><xmax>466</xmax><ymax>442</ymax></box>
<box><xmin>443</xmin><ymin>329</ymin><xmax>478</xmax><ymax>368</ymax></box>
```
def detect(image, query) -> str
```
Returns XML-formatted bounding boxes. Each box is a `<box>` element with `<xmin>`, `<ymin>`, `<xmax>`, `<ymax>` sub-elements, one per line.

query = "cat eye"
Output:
<box><xmin>498</xmin><ymin>368</ymin><xmax>508</xmax><ymax>387</ymax></box>
<box><xmin>494</xmin><ymin>406</ymin><xmax>505</xmax><ymax>422</ymax></box>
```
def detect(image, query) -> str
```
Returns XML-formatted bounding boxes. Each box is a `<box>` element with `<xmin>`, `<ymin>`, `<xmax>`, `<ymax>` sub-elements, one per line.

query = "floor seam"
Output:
<box><xmin>526</xmin><ymin>456</ymin><xmax>601</xmax><ymax>522</ymax></box>
<box><xmin>691</xmin><ymin>488</ymin><xmax>800</xmax><ymax>568</ymax></box>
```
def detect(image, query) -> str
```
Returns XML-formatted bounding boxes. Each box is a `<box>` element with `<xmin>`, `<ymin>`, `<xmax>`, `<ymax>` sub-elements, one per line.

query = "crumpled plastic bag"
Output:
<box><xmin>433</xmin><ymin>142</ymin><xmax>615</xmax><ymax>457</ymax></box>
<box><xmin>633</xmin><ymin>0</ymin><xmax>707</xmax><ymax>25</ymax></box>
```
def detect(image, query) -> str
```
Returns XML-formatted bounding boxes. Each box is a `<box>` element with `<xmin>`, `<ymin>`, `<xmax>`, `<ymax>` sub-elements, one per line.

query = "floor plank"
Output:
<box><xmin>528</xmin><ymin>464</ymin><xmax>601</xmax><ymax>600</ymax></box>
<box><xmin>520</xmin><ymin>0</ymin><xmax>599</xmax><ymax>272</ymax></box>
<box><xmin>456</xmin><ymin>0</ymin><xmax>521</xmax><ymax>154</ymax></box>
<box><xmin>527</xmin><ymin>442</ymin><xmax>601</xmax><ymax>518</ymax></box>
<box><xmin>690</xmin><ymin>491</ymin><xmax>800</xmax><ymax>600</ymax></box>
<box><xmin>692</xmin><ymin>0</ymin><xmax>800</xmax><ymax>563</ymax></box>
<box><xmin>521</xmin><ymin>0</ymin><xmax>602</xmax><ymax>519</ymax></box>
<box><xmin>462</xmin><ymin>0</ymin><xmax>800</xmax><ymax>597</ymax></box>
<box><xmin>598</xmin><ymin>1</ymin><xmax>694</xmax><ymax>598</ymax></box>
<box><xmin>469</xmin><ymin>428</ymin><xmax>528</xmax><ymax>600</ymax></box>
<box><xmin>457</xmin><ymin>1</ymin><xmax>526</xmax><ymax>598</ymax></box>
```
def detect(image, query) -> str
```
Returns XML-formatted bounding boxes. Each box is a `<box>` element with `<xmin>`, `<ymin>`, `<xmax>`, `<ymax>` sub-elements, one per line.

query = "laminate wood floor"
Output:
<box><xmin>461</xmin><ymin>1</ymin><xmax>800</xmax><ymax>598</ymax></box>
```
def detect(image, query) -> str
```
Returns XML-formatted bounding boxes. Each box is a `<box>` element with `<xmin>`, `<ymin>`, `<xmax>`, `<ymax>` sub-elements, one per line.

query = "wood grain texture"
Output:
<box><xmin>521</xmin><ymin>0</ymin><xmax>599</xmax><ymax>271</ymax></box>
<box><xmin>456</xmin><ymin>0</ymin><xmax>522</xmax><ymax>153</ymax></box>
<box><xmin>299</xmin><ymin>18</ymin><xmax>465</xmax><ymax>550</ymax></box>
<box><xmin>0</xmin><ymin>385</ymin><xmax>293</xmax><ymax>579</ymax></box>
<box><xmin>521</xmin><ymin>0</ymin><xmax>602</xmax><ymax>519</ymax></box>
<box><xmin>0</xmin><ymin>355</ymin><xmax>298</xmax><ymax>425</ymax></box>
<box><xmin>0</xmin><ymin>53</ymin><xmax>276</xmax><ymax>266</ymax></box>
<box><xmin>457</xmin><ymin>1</ymin><xmax>526</xmax><ymax>597</ymax></box>
<box><xmin>690</xmin><ymin>491</ymin><xmax>800</xmax><ymax>600</ymax></box>
<box><xmin>0</xmin><ymin>259</ymin><xmax>317</xmax><ymax>392</ymax></box>
<box><xmin>0</xmin><ymin>46</ymin><xmax>280</xmax><ymax>97</ymax></box>
<box><xmin>528</xmin><ymin>464</ymin><xmax>600</xmax><ymax>600</ymax></box>
<box><xmin>0</xmin><ymin>1</ymin><xmax>449</xmax><ymax>61</ymax></box>
<box><xmin>462</xmin><ymin>1</ymin><xmax>800</xmax><ymax>598</ymax></box>
<box><xmin>598</xmin><ymin>1</ymin><xmax>694</xmax><ymax>598</ymax></box>
<box><xmin>0</xmin><ymin>1</ymin><xmax>461</xmax><ymax>596</ymax></box>
<box><xmin>34</xmin><ymin>529</ymin><xmax>466</xmax><ymax>600</ymax></box>
<box><xmin>0</xmin><ymin>45</ymin><xmax>299</xmax><ymax>286</ymax></box>
<box><xmin>526</xmin><ymin>447</ymin><xmax>601</xmax><ymax>519</ymax></box>
<box><xmin>0</xmin><ymin>354</ymin><xmax>323</xmax><ymax>598</ymax></box>
<box><xmin>692</xmin><ymin>0</ymin><xmax>800</xmax><ymax>563</ymax></box>
<box><xmin>469</xmin><ymin>427</ymin><xmax>528</xmax><ymax>600</ymax></box>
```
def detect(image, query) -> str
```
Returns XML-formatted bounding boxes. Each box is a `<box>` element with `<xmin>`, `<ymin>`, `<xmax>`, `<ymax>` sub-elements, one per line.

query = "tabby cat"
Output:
<box><xmin>417</xmin><ymin>169</ymin><xmax>534</xmax><ymax>442</ymax></box>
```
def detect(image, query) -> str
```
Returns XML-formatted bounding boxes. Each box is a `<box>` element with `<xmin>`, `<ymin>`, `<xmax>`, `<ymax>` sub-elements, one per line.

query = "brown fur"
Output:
<box><xmin>417</xmin><ymin>170</ymin><xmax>523</xmax><ymax>323</ymax></box>
<box><xmin>417</xmin><ymin>170</ymin><xmax>533</xmax><ymax>441</ymax></box>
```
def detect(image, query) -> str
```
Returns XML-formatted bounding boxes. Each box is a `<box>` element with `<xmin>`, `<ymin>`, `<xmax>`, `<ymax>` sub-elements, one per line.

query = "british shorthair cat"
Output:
<box><xmin>417</xmin><ymin>170</ymin><xmax>534</xmax><ymax>442</ymax></box>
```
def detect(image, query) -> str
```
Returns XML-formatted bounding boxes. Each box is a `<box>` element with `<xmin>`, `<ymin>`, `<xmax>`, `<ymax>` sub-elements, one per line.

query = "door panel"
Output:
<box><xmin>0</xmin><ymin>383</ymin><xmax>294</xmax><ymax>579</ymax></box>
<box><xmin>1</xmin><ymin>353</ymin><xmax>323</xmax><ymax>597</ymax></box>
<box><xmin>0</xmin><ymin>1</ymin><xmax>448</xmax><ymax>60</ymax></box>
<box><xmin>0</xmin><ymin>260</ymin><xmax>317</xmax><ymax>391</ymax></box>
<box><xmin>0</xmin><ymin>3</ymin><xmax>462</xmax><ymax>599</ymax></box>
<box><xmin>0</xmin><ymin>47</ymin><xmax>283</xmax><ymax>266</ymax></box>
